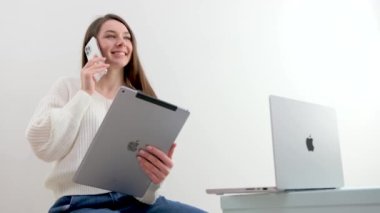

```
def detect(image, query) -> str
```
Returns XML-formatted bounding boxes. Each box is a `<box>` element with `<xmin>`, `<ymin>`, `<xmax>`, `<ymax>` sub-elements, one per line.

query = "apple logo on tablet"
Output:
<box><xmin>127</xmin><ymin>140</ymin><xmax>140</xmax><ymax>152</ymax></box>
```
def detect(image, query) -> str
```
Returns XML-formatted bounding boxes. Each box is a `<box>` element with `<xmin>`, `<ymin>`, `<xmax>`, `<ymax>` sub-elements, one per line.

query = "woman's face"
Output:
<box><xmin>97</xmin><ymin>19</ymin><xmax>133</xmax><ymax>71</ymax></box>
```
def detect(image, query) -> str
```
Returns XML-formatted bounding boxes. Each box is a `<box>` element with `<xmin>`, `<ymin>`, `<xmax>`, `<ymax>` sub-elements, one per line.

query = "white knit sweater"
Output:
<box><xmin>25</xmin><ymin>77</ymin><xmax>159</xmax><ymax>204</ymax></box>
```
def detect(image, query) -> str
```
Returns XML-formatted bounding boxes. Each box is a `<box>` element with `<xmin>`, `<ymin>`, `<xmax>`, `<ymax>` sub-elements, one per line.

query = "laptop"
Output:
<box><xmin>206</xmin><ymin>95</ymin><xmax>344</xmax><ymax>195</ymax></box>
<box><xmin>73</xmin><ymin>86</ymin><xmax>190</xmax><ymax>197</ymax></box>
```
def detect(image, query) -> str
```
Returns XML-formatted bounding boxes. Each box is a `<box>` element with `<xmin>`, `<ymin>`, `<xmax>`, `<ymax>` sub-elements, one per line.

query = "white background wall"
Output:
<box><xmin>1</xmin><ymin>0</ymin><xmax>380</xmax><ymax>212</ymax></box>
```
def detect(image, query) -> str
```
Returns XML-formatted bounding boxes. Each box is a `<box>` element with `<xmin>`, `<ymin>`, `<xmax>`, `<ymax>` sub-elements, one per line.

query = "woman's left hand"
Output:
<box><xmin>137</xmin><ymin>143</ymin><xmax>176</xmax><ymax>184</ymax></box>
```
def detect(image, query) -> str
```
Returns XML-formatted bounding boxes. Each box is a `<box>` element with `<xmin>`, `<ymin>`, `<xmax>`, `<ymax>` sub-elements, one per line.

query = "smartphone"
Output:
<box><xmin>85</xmin><ymin>36</ymin><xmax>107</xmax><ymax>81</ymax></box>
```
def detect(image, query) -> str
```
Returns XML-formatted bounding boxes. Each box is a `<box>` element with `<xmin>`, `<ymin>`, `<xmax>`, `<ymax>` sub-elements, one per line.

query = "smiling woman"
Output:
<box><xmin>25</xmin><ymin>13</ymin><xmax>206</xmax><ymax>213</ymax></box>
<box><xmin>4</xmin><ymin>1</ymin><xmax>379</xmax><ymax>212</ymax></box>
<box><xmin>80</xmin><ymin>14</ymin><xmax>155</xmax><ymax>100</ymax></box>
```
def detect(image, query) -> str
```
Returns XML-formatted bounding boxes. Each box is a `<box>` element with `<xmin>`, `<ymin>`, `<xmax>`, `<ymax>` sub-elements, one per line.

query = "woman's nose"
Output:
<box><xmin>116</xmin><ymin>37</ymin><xmax>126</xmax><ymax>46</ymax></box>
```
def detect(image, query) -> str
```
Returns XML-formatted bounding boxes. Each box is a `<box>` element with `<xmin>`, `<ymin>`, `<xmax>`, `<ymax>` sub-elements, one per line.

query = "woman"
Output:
<box><xmin>26</xmin><ymin>14</ymin><xmax>205</xmax><ymax>213</ymax></box>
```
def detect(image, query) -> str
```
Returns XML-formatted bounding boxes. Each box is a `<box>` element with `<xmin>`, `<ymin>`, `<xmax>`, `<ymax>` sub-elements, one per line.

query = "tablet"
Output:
<box><xmin>73</xmin><ymin>86</ymin><xmax>190</xmax><ymax>197</ymax></box>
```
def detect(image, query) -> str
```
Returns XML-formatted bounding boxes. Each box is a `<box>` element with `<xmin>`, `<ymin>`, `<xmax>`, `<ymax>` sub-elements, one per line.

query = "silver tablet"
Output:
<box><xmin>73</xmin><ymin>86</ymin><xmax>190</xmax><ymax>197</ymax></box>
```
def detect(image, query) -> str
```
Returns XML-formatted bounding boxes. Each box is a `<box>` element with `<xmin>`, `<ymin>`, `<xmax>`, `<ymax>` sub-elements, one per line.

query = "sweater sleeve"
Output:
<box><xmin>135</xmin><ymin>183</ymin><xmax>160</xmax><ymax>204</ymax></box>
<box><xmin>26</xmin><ymin>77</ymin><xmax>92</xmax><ymax>162</ymax></box>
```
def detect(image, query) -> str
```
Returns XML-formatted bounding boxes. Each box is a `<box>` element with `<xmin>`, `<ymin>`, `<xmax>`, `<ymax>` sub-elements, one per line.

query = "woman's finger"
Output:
<box><xmin>137</xmin><ymin>156</ymin><xmax>165</xmax><ymax>184</ymax></box>
<box><xmin>144</xmin><ymin>146</ymin><xmax>173</xmax><ymax>169</ymax></box>
<box><xmin>138</xmin><ymin>149</ymin><xmax>170</xmax><ymax>175</ymax></box>
<box><xmin>168</xmin><ymin>143</ymin><xmax>176</xmax><ymax>159</ymax></box>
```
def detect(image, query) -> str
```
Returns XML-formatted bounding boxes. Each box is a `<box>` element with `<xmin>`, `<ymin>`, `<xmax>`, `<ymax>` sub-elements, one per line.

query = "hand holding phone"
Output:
<box><xmin>85</xmin><ymin>37</ymin><xmax>107</xmax><ymax>81</ymax></box>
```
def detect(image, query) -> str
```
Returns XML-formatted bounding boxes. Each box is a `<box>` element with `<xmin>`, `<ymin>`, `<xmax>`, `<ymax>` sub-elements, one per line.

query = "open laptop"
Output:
<box><xmin>73</xmin><ymin>86</ymin><xmax>190</xmax><ymax>197</ymax></box>
<box><xmin>206</xmin><ymin>95</ymin><xmax>344</xmax><ymax>195</ymax></box>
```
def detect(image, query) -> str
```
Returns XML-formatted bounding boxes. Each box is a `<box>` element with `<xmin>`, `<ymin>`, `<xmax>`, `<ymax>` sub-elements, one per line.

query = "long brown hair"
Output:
<box><xmin>81</xmin><ymin>14</ymin><xmax>156</xmax><ymax>97</ymax></box>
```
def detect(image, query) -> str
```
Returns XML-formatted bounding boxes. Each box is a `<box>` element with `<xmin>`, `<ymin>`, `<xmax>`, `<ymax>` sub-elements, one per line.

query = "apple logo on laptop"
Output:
<box><xmin>306</xmin><ymin>135</ymin><xmax>314</xmax><ymax>151</ymax></box>
<box><xmin>127</xmin><ymin>140</ymin><xmax>140</xmax><ymax>152</ymax></box>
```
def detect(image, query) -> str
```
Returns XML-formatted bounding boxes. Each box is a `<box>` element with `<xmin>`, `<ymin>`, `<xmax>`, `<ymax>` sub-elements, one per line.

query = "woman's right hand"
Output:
<box><xmin>80</xmin><ymin>56</ymin><xmax>110</xmax><ymax>95</ymax></box>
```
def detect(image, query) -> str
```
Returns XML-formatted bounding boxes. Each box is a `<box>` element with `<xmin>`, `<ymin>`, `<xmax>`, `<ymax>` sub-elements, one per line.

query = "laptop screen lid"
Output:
<box><xmin>270</xmin><ymin>95</ymin><xmax>344</xmax><ymax>190</ymax></box>
<box><xmin>206</xmin><ymin>95</ymin><xmax>344</xmax><ymax>195</ymax></box>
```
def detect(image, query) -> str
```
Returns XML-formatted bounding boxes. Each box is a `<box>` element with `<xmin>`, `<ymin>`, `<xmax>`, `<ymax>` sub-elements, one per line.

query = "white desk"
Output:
<box><xmin>220</xmin><ymin>188</ymin><xmax>380</xmax><ymax>213</ymax></box>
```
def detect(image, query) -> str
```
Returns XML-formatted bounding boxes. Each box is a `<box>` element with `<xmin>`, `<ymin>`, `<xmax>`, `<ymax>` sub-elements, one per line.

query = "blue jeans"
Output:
<box><xmin>48</xmin><ymin>192</ymin><xmax>206</xmax><ymax>213</ymax></box>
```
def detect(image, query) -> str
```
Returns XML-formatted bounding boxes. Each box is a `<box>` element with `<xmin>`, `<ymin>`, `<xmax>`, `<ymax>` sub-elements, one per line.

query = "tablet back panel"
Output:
<box><xmin>74</xmin><ymin>86</ymin><xmax>190</xmax><ymax>197</ymax></box>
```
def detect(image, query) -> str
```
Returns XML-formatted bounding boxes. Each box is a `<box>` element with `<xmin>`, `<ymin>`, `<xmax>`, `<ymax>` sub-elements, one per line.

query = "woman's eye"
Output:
<box><xmin>124</xmin><ymin>36</ymin><xmax>131</xmax><ymax>41</ymax></box>
<box><xmin>106</xmin><ymin>35</ymin><xmax>116</xmax><ymax>38</ymax></box>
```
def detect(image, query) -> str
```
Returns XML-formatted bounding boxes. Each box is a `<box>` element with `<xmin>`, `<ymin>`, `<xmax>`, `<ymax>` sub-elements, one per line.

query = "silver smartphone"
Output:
<box><xmin>84</xmin><ymin>37</ymin><xmax>107</xmax><ymax>81</ymax></box>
